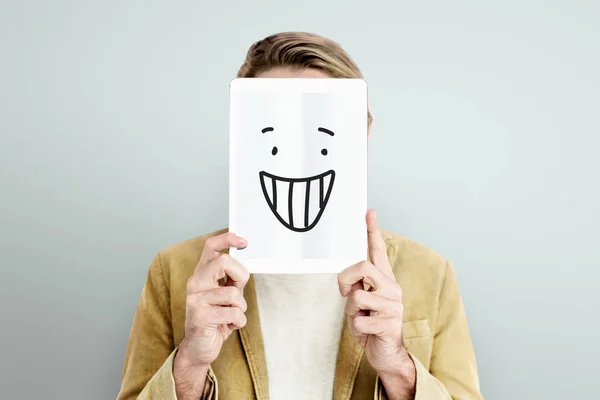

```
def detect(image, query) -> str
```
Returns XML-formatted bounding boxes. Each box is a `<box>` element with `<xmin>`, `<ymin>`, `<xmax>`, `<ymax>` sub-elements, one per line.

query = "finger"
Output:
<box><xmin>198</xmin><ymin>232</ymin><xmax>248</xmax><ymax>267</ymax></box>
<box><xmin>350</xmin><ymin>281</ymin><xmax>363</xmax><ymax>293</ymax></box>
<box><xmin>352</xmin><ymin>315</ymin><xmax>403</xmax><ymax>337</ymax></box>
<box><xmin>338</xmin><ymin>261</ymin><xmax>383</xmax><ymax>295</ymax></box>
<box><xmin>338</xmin><ymin>261</ymin><xmax>401</xmax><ymax>299</ymax></box>
<box><xmin>196</xmin><ymin>286</ymin><xmax>248</xmax><ymax>312</ymax></box>
<box><xmin>189</xmin><ymin>254</ymin><xmax>250</xmax><ymax>293</ymax></box>
<box><xmin>366</xmin><ymin>209</ymin><xmax>394</xmax><ymax>278</ymax></box>
<box><xmin>347</xmin><ymin>316</ymin><xmax>367</xmax><ymax>343</ymax></box>
<box><xmin>227</xmin><ymin>311</ymin><xmax>248</xmax><ymax>330</ymax></box>
<box><xmin>206</xmin><ymin>306</ymin><xmax>246</xmax><ymax>328</ymax></box>
<box><xmin>346</xmin><ymin>289</ymin><xmax>403</xmax><ymax>317</ymax></box>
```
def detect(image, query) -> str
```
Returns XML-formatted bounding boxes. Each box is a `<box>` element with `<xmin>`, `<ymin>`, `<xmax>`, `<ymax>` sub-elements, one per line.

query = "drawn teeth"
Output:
<box><xmin>264</xmin><ymin>177</ymin><xmax>275</xmax><ymax>209</ymax></box>
<box><xmin>291</xmin><ymin>181</ymin><xmax>306</xmax><ymax>229</ymax></box>
<box><xmin>307</xmin><ymin>179</ymin><xmax>321</xmax><ymax>227</ymax></box>
<box><xmin>320</xmin><ymin>173</ymin><xmax>333</xmax><ymax>208</ymax></box>
<box><xmin>274</xmin><ymin>179</ymin><xmax>288</xmax><ymax>223</ymax></box>
<box><xmin>259</xmin><ymin>170</ymin><xmax>335</xmax><ymax>232</ymax></box>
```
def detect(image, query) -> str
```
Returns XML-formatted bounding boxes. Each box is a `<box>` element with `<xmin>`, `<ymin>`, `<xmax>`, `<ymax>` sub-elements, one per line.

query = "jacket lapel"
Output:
<box><xmin>239</xmin><ymin>275</ymin><xmax>270</xmax><ymax>399</ymax></box>
<box><xmin>333</xmin><ymin>317</ymin><xmax>365</xmax><ymax>400</ymax></box>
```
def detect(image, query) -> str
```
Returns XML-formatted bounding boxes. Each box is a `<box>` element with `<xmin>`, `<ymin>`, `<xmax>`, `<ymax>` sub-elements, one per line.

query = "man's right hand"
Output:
<box><xmin>173</xmin><ymin>232</ymin><xmax>250</xmax><ymax>400</ymax></box>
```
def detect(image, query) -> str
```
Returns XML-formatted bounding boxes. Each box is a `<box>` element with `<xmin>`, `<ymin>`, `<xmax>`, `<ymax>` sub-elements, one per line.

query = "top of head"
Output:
<box><xmin>234</xmin><ymin>32</ymin><xmax>373</xmax><ymax>129</ymax></box>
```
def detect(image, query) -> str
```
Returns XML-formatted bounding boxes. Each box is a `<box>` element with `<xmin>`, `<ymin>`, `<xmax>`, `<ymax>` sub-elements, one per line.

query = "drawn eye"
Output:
<box><xmin>272</xmin><ymin>146</ymin><xmax>278</xmax><ymax>155</ymax></box>
<box><xmin>321</xmin><ymin>148</ymin><xmax>328</xmax><ymax>156</ymax></box>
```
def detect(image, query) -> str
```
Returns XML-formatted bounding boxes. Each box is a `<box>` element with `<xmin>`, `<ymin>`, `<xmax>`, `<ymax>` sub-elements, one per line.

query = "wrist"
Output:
<box><xmin>377</xmin><ymin>348</ymin><xmax>416</xmax><ymax>400</ymax></box>
<box><xmin>173</xmin><ymin>344</ymin><xmax>210</xmax><ymax>400</ymax></box>
<box><xmin>174</xmin><ymin>340</ymin><xmax>211</xmax><ymax>370</ymax></box>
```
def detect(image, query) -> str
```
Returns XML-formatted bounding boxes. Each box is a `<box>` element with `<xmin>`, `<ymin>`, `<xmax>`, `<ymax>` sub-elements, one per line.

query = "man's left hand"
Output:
<box><xmin>338</xmin><ymin>209</ymin><xmax>416</xmax><ymax>399</ymax></box>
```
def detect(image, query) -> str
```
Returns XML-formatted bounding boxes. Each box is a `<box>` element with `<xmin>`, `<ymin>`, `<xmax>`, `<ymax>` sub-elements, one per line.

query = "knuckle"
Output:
<box><xmin>194</xmin><ymin>257</ymin><xmax>205</xmax><ymax>270</ymax></box>
<box><xmin>352</xmin><ymin>316</ymin><xmax>365</xmax><ymax>331</ymax></box>
<box><xmin>186</xmin><ymin>294</ymin><xmax>205</xmax><ymax>310</ymax></box>
<box><xmin>350</xmin><ymin>289</ymin><xmax>365</xmax><ymax>306</ymax></box>
<box><xmin>217</xmin><ymin>253</ymin><xmax>231</xmax><ymax>265</ymax></box>
<box><xmin>204</xmin><ymin>236</ymin><xmax>217</xmax><ymax>250</ymax></box>
<box><xmin>358</xmin><ymin>261</ymin><xmax>371</xmax><ymax>276</ymax></box>
<box><xmin>241</xmin><ymin>269</ymin><xmax>250</xmax><ymax>283</ymax></box>
<box><xmin>186</xmin><ymin>276</ymin><xmax>197</xmax><ymax>293</ymax></box>
<box><xmin>234</xmin><ymin>307</ymin><xmax>244</xmax><ymax>319</ymax></box>
<box><xmin>240</xmin><ymin>297</ymin><xmax>248</xmax><ymax>312</ymax></box>
<box><xmin>185</xmin><ymin>293</ymin><xmax>196</xmax><ymax>308</ymax></box>
<box><xmin>239</xmin><ymin>313</ymin><xmax>248</xmax><ymax>327</ymax></box>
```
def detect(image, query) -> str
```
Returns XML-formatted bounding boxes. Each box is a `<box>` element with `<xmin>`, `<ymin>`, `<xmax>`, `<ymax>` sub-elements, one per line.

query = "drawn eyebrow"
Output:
<box><xmin>261</xmin><ymin>127</ymin><xmax>274</xmax><ymax>133</ymax></box>
<box><xmin>318</xmin><ymin>127</ymin><xmax>335</xmax><ymax>136</ymax></box>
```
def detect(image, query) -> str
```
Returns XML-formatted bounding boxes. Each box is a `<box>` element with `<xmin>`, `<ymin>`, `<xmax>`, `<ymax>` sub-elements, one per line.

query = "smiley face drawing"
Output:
<box><xmin>259</xmin><ymin>126</ymin><xmax>335</xmax><ymax>233</ymax></box>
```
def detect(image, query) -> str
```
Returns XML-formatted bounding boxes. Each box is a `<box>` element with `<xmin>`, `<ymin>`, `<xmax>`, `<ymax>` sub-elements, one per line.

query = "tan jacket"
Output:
<box><xmin>117</xmin><ymin>229</ymin><xmax>483</xmax><ymax>400</ymax></box>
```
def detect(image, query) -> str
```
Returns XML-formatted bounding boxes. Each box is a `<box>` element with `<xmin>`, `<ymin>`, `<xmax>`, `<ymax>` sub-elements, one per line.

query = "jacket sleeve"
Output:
<box><xmin>116</xmin><ymin>254</ymin><xmax>217</xmax><ymax>400</ymax></box>
<box><xmin>376</xmin><ymin>261</ymin><xmax>483</xmax><ymax>400</ymax></box>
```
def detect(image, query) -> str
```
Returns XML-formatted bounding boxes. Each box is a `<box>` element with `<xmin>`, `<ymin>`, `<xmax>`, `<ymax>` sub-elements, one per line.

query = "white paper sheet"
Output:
<box><xmin>229</xmin><ymin>78</ymin><xmax>368</xmax><ymax>273</ymax></box>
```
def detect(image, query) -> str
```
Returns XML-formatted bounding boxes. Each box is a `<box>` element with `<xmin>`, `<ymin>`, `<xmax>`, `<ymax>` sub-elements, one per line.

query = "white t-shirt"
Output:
<box><xmin>254</xmin><ymin>273</ymin><xmax>346</xmax><ymax>400</ymax></box>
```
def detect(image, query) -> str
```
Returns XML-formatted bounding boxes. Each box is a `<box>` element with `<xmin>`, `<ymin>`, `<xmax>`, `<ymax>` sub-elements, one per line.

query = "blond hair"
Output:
<box><xmin>237</xmin><ymin>32</ymin><xmax>373</xmax><ymax>127</ymax></box>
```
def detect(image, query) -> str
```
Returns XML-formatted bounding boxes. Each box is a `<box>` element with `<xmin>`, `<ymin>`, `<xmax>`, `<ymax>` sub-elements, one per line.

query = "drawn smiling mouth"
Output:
<box><xmin>259</xmin><ymin>170</ymin><xmax>335</xmax><ymax>232</ymax></box>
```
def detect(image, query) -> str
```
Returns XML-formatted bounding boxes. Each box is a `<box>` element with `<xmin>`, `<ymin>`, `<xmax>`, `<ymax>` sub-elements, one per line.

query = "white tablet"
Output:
<box><xmin>228</xmin><ymin>78</ymin><xmax>368</xmax><ymax>274</ymax></box>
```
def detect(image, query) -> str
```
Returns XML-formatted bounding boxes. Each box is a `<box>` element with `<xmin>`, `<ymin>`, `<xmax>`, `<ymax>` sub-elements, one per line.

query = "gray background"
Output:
<box><xmin>1</xmin><ymin>1</ymin><xmax>598</xmax><ymax>399</ymax></box>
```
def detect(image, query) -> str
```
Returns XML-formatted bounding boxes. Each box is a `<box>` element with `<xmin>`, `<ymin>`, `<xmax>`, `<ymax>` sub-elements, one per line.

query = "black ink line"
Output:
<box><xmin>319</xmin><ymin>177</ymin><xmax>324</xmax><ymax>208</ymax></box>
<box><xmin>262</xmin><ymin>127</ymin><xmax>274</xmax><ymax>133</ymax></box>
<box><xmin>272</xmin><ymin>177</ymin><xmax>277</xmax><ymax>209</ymax></box>
<box><xmin>304</xmin><ymin>181</ymin><xmax>310</xmax><ymax>228</ymax></box>
<box><xmin>318</xmin><ymin>127</ymin><xmax>335</xmax><ymax>136</ymax></box>
<box><xmin>258</xmin><ymin>170</ymin><xmax>335</xmax><ymax>233</ymax></box>
<box><xmin>321</xmin><ymin>172</ymin><xmax>335</xmax><ymax>217</ymax></box>
<box><xmin>260</xmin><ymin>170</ymin><xmax>334</xmax><ymax>183</ymax></box>
<box><xmin>288</xmin><ymin>182</ymin><xmax>294</xmax><ymax>228</ymax></box>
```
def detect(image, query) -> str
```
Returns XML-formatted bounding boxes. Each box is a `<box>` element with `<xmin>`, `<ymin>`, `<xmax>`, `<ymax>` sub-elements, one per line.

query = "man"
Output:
<box><xmin>117</xmin><ymin>32</ymin><xmax>483</xmax><ymax>400</ymax></box>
